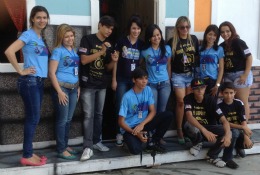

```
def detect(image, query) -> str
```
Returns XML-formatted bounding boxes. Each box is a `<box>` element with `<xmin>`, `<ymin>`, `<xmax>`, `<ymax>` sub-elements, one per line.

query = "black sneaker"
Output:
<box><xmin>226</xmin><ymin>159</ymin><xmax>239</xmax><ymax>169</ymax></box>
<box><xmin>236</xmin><ymin>148</ymin><xmax>246</xmax><ymax>158</ymax></box>
<box><xmin>145</xmin><ymin>143</ymin><xmax>166</xmax><ymax>154</ymax></box>
<box><xmin>153</xmin><ymin>143</ymin><xmax>166</xmax><ymax>153</ymax></box>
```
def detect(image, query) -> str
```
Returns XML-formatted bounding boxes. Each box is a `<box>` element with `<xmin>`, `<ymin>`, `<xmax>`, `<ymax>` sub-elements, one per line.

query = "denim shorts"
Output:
<box><xmin>223</xmin><ymin>70</ymin><xmax>253</xmax><ymax>88</ymax></box>
<box><xmin>171</xmin><ymin>72</ymin><xmax>193</xmax><ymax>88</ymax></box>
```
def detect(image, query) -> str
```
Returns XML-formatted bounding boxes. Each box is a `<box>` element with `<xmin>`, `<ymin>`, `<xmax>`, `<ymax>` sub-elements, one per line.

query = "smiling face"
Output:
<box><xmin>206</xmin><ymin>30</ymin><xmax>217</xmax><ymax>46</ymax></box>
<box><xmin>62</xmin><ymin>31</ymin><xmax>75</xmax><ymax>49</ymax></box>
<box><xmin>220</xmin><ymin>25</ymin><xmax>232</xmax><ymax>41</ymax></box>
<box><xmin>31</xmin><ymin>11</ymin><xmax>48</xmax><ymax>30</ymax></box>
<box><xmin>177</xmin><ymin>21</ymin><xmax>191</xmax><ymax>38</ymax></box>
<box><xmin>130</xmin><ymin>22</ymin><xmax>141</xmax><ymax>39</ymax></box>
<box><xmin>150</xmin><ymin>28</ymin><xmax>161</xmax><ymax>47</ymax></box>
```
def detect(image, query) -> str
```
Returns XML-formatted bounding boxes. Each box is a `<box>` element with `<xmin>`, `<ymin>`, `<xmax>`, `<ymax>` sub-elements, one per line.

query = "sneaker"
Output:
<box><xmin>93</xmin><ymin>142</ymin><xmax>110</xmax><ymax>152</ymax></box>
<box><xmin>190</xmin><ymin>142</ymin><xmax>203</xmax><ymax>156</ymax></box>
<box><xmin>226</xmin><ymin>159</ymin><xmax>239</xmax><ymax>169</ymax></box>
<box><xmin>80</xmin><ymin>148</ymin><xmax>93</xmax><ymax>161</ymax></box>
<box><xmin>116</xmin><ymin>133</ymin><xmax>124</xmax><ymax>146</ymax></box>
<box><xmin>207</xmin><ymin>157</ymin><xmax>226</xmax><ymax>168</ymax></box>
<box><xmin>236</xmin><ymin>148</ymin><xmax>246</xmax><ymax>158</ymax></box>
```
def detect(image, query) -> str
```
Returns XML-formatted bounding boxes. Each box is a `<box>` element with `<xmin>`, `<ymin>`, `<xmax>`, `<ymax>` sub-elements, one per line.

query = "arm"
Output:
<box><xmin>111</xmin><ymin>54</ymin><xmax>118</xmax><ymax>91</ymax></box>
<box><xmin>167</xmin><ymin>57</ymin><xmax>171</xmax><ymax>79</ymax></box>
<box><xmin>239</xmin><ymin>55</ymin><xmax>252</xmax><ymax>84</ymax></box>
<box><xmin>132</xmin><ymin>104</ymin><xmax>156</xmax><ymax>135</ymax></box>
<box><xmin>210</xmin><ymin>58</ymin><xmax>224</xmax><ymax>96</ymax></box>
<box><xmin>80</xmin><ymin>43</ymin><xmax>106</xmax><ymax>65</ymax></box>
<box><xmin>106</xmin><ymin>50</ymin><xmax>119</xmax><ymax>71</ymax></box>
<box><xmin>219</xmin><ymin>116</ymin><xmax>231</xmax><ymax>147</ymax></box>
<box><xmin>118</xmin><ymin>116</ymin><xmax>148</xmax><ymax>143</ymax></box>
<box><xmin>186</xmin><ymin>111</ymin><xmax>218</xmax><ymax>142</ymax></box>
<box><xmin>5</xmin><ymin>40</ymin><xmax>36</xmax><ymax>75</ymax></box>
<box><xmin>48</xmin><ymin>60</ymin><xmax>68</xmax><ymax>105</ymax></box>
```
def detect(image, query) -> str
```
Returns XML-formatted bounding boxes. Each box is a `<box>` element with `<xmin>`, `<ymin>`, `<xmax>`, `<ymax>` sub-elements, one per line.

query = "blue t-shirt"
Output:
<box><xmin>140</xmin><ymin>45</ymin><xmax>171</xmax><ymax>83</ymax></box>
<box><xmin>119</xmin><ymin>86</ymin><xmax>154</xmax><ymax>133</ymax></box>
<box><xmin>19</xmin><ymin>29</ymin><xmax>49</xmax><ymax>77</ymax></box>
<box><xmin>50</xmin><ymin>46</ymin><xmax>80</xmax><ymax>84</ymax></box>
<box><xmin>199</xmin><ymin>46</ymin><xmax>224</xmax><ymax>80</ymax></box>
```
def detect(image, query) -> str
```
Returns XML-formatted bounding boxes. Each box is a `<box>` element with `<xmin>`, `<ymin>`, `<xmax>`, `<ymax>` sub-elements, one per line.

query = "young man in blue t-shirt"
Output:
<box><xmin>118</xmin><ymin>67</ymin><xmax>172</xmax><ymax>155</ymax></box>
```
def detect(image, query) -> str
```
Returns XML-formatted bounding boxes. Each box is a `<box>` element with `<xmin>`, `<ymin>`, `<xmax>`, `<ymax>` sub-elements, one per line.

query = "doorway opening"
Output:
<box><xmin>0</xmin><ymin>0</ymin><xmax>27</xmax><ymax>63</ymax></box>
<box><xmin>100</xmin><ymin>0</ymin><xmax>155</xmax><ymax>140</ymax></box>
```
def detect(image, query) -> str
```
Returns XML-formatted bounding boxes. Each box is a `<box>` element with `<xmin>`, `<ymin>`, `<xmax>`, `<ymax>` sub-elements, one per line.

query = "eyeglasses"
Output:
<box><xmin>178</xmin><ymin>26</ymin><xmax>191</xmax><ymax>30</ymax></box>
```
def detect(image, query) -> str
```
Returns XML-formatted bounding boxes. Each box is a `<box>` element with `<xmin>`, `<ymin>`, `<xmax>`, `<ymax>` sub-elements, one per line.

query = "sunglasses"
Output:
<box><xmin>178</xmin><ymin>25</ymin><xmax>191</xmax><ymax>30</ymax></box>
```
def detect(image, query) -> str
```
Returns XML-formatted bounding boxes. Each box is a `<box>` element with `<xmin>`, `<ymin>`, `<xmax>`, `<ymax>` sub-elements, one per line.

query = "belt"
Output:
<box><xmin>58</xmin><ymin>81</ymin><xmax>79</xmax><ymax>89</ymax></box>
<box><xmin>149</xmin><ymin>80</ymin><xmax>169</xmax><ymax>86</ymax></box>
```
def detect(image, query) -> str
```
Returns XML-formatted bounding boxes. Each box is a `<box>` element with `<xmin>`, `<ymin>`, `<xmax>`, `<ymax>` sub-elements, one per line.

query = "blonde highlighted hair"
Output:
<box><xmin>54</xmin><ymin>24</ymin><xmax>75</xmax><ymax>48</ymax></box>
<box><xmin>171</xmin><ymin>16</ymin><xmax>194</xmax><ymax>56</ymax></box>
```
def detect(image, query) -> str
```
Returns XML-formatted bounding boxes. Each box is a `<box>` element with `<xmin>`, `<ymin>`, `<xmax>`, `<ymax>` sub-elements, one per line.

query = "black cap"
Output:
<box><xmin>191</xmin><ymin>78</ymin><xmax>206</xmax><ymax>89</ymax></box>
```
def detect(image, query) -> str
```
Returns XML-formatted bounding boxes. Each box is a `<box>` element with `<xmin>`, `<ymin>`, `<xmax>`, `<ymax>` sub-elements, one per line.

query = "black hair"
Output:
<box><xmin>99</xmin><ymin>15</ymin><xmax>116</xmax><ymax>27</ymax></box>
<box><xmin>220</xmin><ymin>82</ymin><xmax>235</xmax><ymax>92</ymax></box>
<box><xmin>200</xmin><ymin>24</ymin><xmax>220</xmax><ymax>52</ymax></box>
<box><xmin>132</xmin><ymin>67</ymin><xmax>148</xmax><ymax>79</ymax></box>
<box><xmin>143</xmin><ymin>24</ymin><xmax>166</xmax><ymax>59</ymax></box>
<box><xmin>126</xmin><ymin>14</ymin><xmax>143</xmax><ymax>35</ymax></box>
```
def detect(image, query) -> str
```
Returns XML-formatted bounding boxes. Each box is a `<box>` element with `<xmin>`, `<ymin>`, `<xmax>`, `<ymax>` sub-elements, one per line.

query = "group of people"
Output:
<box><xmin>4</xmin><ymin>5</ymin><xmax>254</xmax><ymax>169</ymax></box>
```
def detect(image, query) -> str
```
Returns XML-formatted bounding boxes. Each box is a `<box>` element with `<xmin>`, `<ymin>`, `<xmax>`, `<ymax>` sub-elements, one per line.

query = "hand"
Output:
<box><xmin>77</xmin><ymin>88</ymin><xmax>80</xmax><ymax>101</ymax></box>
<box><xmin>111</xmin><ymin>51</ymin><xmax>119</xmax><ymax>62</ymax></box>
<box><xmin>221</xmin><ymin>134</ymin><xmax>231</xmax><ymax>147</ymax></box>
<box><xmin>136</xmin><ymin>131</ymin><xmax>148</xmax><ymax>143</ymax></box>
<box><xmin>111</xmin><ymin>79</ymin><xmax>117</xmax><ymax>91</ymax></box>
<box><xmin>58</xmin><ymin>91</ymin><xmax>68</xmax><ymax>106</ymax></box>
<box><xmin>238</xmin><ymin>74</ymin><xmax>247</xmax><ymax>84</ymax></box>
<box><xmin>243</xmin><ymin>135</ymin><xmax>253</xmax><ymax>149</ymax></box>
<box><xmin>201</xmin><ymin>128</ymin><xmax>218</xmax><ymax>142</ymax></box>
<box><xmin>242</xmin><ymin>125</ymin><xmax>252</xmax><ymax>137</ymax></box>
<box><xmin>20</xmin><ymin>66</ymin><xmax>36</xmax><ymax>75</ymax></box>
<box><xmin>132</xmin><ymin>123</ymin><xmax>144</xmax><ymax>136</ymax></box>
<box><xmin>210</xmin><ymin>86</ymin><xmax>218</xmax><ymax>96</ymax></box>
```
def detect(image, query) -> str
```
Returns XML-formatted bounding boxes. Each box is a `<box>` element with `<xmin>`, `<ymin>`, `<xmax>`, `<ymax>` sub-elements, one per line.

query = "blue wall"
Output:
<box><xmin>166</xmin><ymin>0</ymin><xmax>189</xmax><ymax>18</ymax></box>
<box><xmin>36</xmin><ymin>0</ymin><xmax>91</xmax><ymax>16</ymax></box>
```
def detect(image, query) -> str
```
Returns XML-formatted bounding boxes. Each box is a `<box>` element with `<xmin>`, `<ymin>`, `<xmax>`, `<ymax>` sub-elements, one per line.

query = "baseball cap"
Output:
<box><xmin>191</xmin><ymin>78</ymin><xmax>206</xmax><ymax>89</ymax></box>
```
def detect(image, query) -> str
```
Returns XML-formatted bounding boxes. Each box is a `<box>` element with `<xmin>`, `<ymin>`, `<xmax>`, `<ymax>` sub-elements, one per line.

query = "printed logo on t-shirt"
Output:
<box><xmin>79</xmin><ymin>47</ymin><xmax>87</xmax><ymax>53</ymax></box>
<box><xmin>244</xmin><ymin>48</ymin><xmax>250</xmax><ymax>55</ymax></box>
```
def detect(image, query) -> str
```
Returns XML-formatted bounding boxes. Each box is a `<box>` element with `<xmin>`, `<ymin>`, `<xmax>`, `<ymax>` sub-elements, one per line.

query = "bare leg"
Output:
<box><xmin>174</xmin><ymin>88</ymin><xmax>186</xmax><ymax>141</ymax></box>
<box><xmin>235</xmin><ymin>87</ymin><xmax>251</xmax><ymax>122</ymax></box>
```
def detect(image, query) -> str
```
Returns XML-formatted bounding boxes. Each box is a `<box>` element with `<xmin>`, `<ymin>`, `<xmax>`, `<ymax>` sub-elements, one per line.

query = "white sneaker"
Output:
<box><xmin>190</xmin><ymin>142</ymin><xmax>203</xmax><ymax>156</ymax></box>
<box><xmin>80</xmin><ymin>148</ymin><xmax>93</xmax><ymax>161</ymax></box>
<box><xmin>93</xmin><ymin>142</ymin><xmax>110</xmax><ymax>152</ymax></box>
<box><xmin>116</xmin><ymin>133</ymin><xmax>123</xmax><ymax>146</ymax></box>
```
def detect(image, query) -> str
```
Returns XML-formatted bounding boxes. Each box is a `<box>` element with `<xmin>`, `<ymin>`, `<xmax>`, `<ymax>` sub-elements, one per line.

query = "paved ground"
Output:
<box><xmin>76</xmin><ymin>154</ymin><xmax>260</xmax><ymax>175</ymax></box>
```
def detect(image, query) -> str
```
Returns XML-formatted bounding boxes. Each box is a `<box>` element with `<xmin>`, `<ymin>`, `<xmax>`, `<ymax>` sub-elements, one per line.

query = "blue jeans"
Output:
<box><xmin>17</xmin><ymin>76</ymin><xmax>44</xmax><ymax>158</ymax></box>
<box><xmin>224</xmin><ymin>70</ymin><xmax>253</xmax><ymax>88</ymax></box>
<box><xmin>52</xmin><ymin>86</ymin><xmax>78</xmax><ymax>153</ymax></box>
<box><xmin>148</xmin><ymin>80</ymin><xmax>171</xmax><ymax>113</ymax></box>
<box><xmin>80</xmin><ymin>88</ymin><xmax>106</xmax><ymax>149</ymax></box>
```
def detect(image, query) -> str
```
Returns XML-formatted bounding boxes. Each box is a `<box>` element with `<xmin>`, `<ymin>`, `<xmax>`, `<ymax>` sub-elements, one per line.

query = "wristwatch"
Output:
<box><xmin>216</xmin><ymin>83</ymin><xmax>220</xmax><ymax>87</ymax></box>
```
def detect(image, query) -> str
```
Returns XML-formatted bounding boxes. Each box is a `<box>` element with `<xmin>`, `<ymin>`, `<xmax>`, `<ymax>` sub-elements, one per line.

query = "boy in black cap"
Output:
<box><xmin>218</xmin><ymin>82</ymin><xmax>253</xmax><ymax>168</ymax></box>
<box><xmin>183</xmin><ymin>78</ymin><xmax>231</xmax><ymax>168</ymax></box>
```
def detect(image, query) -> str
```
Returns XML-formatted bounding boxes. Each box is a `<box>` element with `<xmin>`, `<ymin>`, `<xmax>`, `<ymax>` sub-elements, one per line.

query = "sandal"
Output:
<box><xmin>207</xmin><ymin>157</ymin><xmax>226</xmax><ymax>168</ymax></box>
